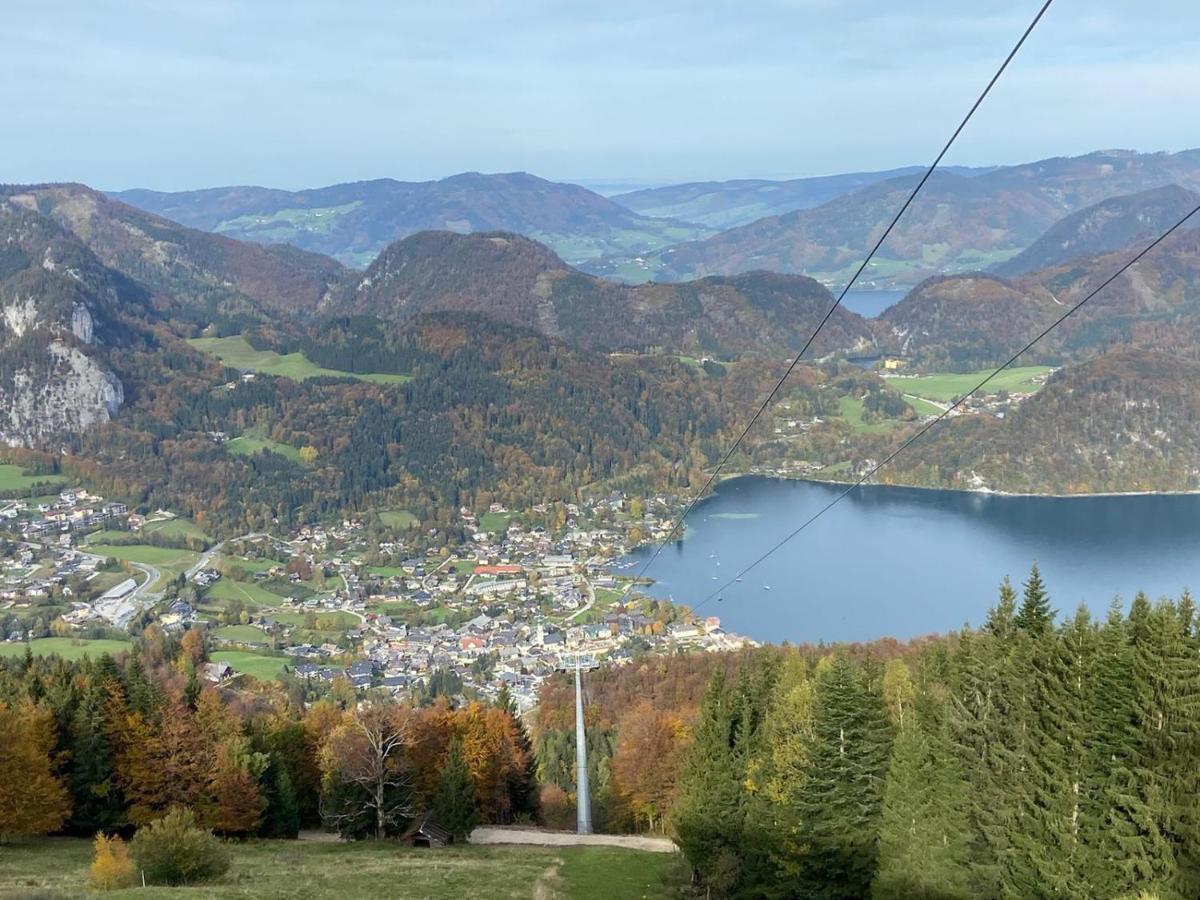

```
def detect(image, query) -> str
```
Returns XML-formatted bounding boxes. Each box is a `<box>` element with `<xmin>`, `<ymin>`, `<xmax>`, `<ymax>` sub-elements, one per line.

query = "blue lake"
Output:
<box><xmin>840</xmin><ymin>289</ymin><xmax>907</xmax><ymax>318</ymax></box>
<box><xmin>624</xmin><ymin>477</ymin><xmax>1200</xmax><ymax>643</ymax></box>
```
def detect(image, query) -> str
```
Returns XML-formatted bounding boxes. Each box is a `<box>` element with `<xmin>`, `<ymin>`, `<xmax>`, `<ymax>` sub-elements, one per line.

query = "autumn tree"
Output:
<box><xmin>320</xmin><ymin>704</ymin><xmax>414</xmax><ymax>839</ymax></box>
<box><xmin>611</xmin><ymin>700</ymin><xmax>685</xmax><ymax>832</ymax></box>
<box><xmin>0</xmin><ymin>699</ymin><xmax>71</xmax><ymax>838</ymax></box>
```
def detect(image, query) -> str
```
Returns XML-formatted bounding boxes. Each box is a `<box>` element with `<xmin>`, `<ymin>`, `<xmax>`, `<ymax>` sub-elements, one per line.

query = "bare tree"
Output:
<box><xmin>319</xmin><ymin>704</ymin><xmax>413</xmax><ymax>839</ymax></box>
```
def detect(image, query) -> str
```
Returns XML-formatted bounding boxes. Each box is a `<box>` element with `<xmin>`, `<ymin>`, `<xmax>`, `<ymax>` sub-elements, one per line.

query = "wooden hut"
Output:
<box><xmin>403</xmin><ymin>812</ymin><xmax>454</xmax><ymax>848</ymax></box>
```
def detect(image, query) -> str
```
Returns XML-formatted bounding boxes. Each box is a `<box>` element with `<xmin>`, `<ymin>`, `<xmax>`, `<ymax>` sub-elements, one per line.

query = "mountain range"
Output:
<box><xmin>111</xmin><ymin>149</ymin><xmax>1200</xmax><ymax>291</ymax></box>
<box><xmin>112</xmin><ymin>172</ymin><xmax>715</xmax><ymax>269</ymax></box>
<box><xmin>6</xmin><ymin>151</ymin><xmax>1200</xmax><ymax>525</ymax></box>
<box><xmin>597</xmin><ymin>150</ymin><xmax>1200</xmax><ymax>286</ymax></box>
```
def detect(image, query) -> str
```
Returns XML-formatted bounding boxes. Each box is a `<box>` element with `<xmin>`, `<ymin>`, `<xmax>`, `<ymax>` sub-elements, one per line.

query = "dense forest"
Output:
<box><xmin>670</xmin><ymin>570</ymin><xmax>1200</xmax><ymax>899</ymax></box>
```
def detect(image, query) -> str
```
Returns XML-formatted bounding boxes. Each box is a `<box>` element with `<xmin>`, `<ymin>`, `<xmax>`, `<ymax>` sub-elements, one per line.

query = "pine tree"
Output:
<box><xmin>497</xmin><ymin>683</ymin><xmax>538</xmax><ymax>819</ymax></box>
<box><xmin>431</xmin><ymin>736</ymin><xmax>477</xmax><ymax>840</ymax></box>
<box><xmin>873</xmin><ymin>692</ymin><xmax>971</xmax><ymax>900</ymax></box>
<box><xmin>1015</xmin><ymin>563</ymin><xmax>1054</xmax><ymax>633</ymax></box>
<box><xmin>786</xmin><ymin>656</ymin><xmax>892</xmax><ymax>900</ymax></box>
<box><xmin>949</xmin><ymin>622</ymin><xmax>1028</xmax><ymax>897</ymax></box>
<box><xmin>67</xmin><ymin>677</ymin><xmax>123</xmax><ymax>833</ymax></box>
<box><xmin>1129</xmin><ymin>597</ymin><xmax>1200</xmax><ymax>898</ymax></box>
<box><xmin>260</xmin><ymin>762</ymin><xmax>301</xmax><ymax>838</ymax></box>
<box><xmin>672</xmin><ymin>670</ymin><xmax>748</xmax><ymax>898</ymax></box>
<box><xmin>1004</xmin><ymin>607</ymin><xmax>1095</xmax><ymax>899</ymax></box>
<box><xmin>1088</xmin><ymin>601</ymin><xmax>1175</xmax><ymax>897</ymax></box>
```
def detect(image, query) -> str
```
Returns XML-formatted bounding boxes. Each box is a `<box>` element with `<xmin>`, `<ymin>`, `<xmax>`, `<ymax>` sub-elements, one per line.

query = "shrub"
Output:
<box><xmin>129</xmin><ymin>808</ymin><xmax>230</xmax><ymax>885</ymax></box>
<box><xmin>538</xmin><ymin>783</ymin><xmax>574</xmax><ymax>831</ymax></box>
<box><xmin>89</xmin><ymin>833</ymin><xmax>136</xmax><ymax>891</ymax></box>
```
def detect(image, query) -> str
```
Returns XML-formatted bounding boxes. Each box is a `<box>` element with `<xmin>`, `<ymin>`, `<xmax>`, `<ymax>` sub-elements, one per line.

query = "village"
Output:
<box><xmin>0</xmin><ymin>487</ymin><xmax>756</xmax><ymax>711</ymax></box>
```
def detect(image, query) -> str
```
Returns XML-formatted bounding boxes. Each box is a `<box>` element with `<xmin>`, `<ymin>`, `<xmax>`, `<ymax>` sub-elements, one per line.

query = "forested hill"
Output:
<box><xmin>876</xmin><ymin>227</ymin><xmax>1200</xmax><ymax>369</ymax></box>
<box><xmin>609</xmin><ymin>165</ymin><xmax>935</xmax><ymax>228</ymax></box>
<box><xmin>598</xmin><ymin>149</ymin><xmax>1200</xmax><ymax>285</ymax></box>
<box><xmin>348</xmin><ymin>230</ymin><xmax>876</xmax><ymax>357</ymax></box>
<box><xmin>887</xmin><ymin>349</ymin><xmax>1200</xmax><ymax>494</ymax></box>
<box><xmin>993</xmin><ymin>183</ymin><xmax>1200</xmax><ymax>276</ymax></box>
<box><xmin>64</xmin><ymin>313</ymin><xmax>749</xmax><ymax>533</ymax></box>
<box><xmin>111</xmin><ymin>172</ymin><xmax>715</xmax><ymax>269</ymax></box>
<box><xmin>2</xmin><ymin>184</ymin><xmax>350</xmax><ymax>326</ymax></box>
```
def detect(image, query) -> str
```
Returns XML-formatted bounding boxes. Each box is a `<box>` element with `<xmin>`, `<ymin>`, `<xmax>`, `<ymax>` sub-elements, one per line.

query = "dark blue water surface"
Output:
<box><xmin>624</xmin><ymin>477</ymin><xmax>1200</xmax><ymax>643</ymax></box>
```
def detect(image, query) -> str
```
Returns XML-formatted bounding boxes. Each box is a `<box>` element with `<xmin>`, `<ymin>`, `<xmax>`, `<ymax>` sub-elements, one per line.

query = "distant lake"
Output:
<box><xmin>623</xmin><ymin>477</ymin><xmax>1200</xmax><ymax>643</ymax></box>
<box><xmin>841</xmin><ymin>289</ymin><xmax>907</xmax><ymax>318</ymax></box>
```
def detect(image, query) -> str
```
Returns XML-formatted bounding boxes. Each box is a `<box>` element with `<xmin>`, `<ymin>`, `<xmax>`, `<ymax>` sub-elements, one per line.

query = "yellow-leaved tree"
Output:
<box><xmin>0</xmin><ymin>699</ymin><xmax>71</xmax><ymax>839</ymax></box>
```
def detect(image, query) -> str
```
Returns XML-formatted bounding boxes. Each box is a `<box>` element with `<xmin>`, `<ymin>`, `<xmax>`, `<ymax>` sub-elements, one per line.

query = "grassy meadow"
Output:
<box><xmin>0</xmin><ymin>637</ymin><xmax>132</xmax><ymax>661</ymax></box>
<box><xmin>883</xmin><ymin>365</ymin><xmax>1053</xmax><ymax>402</ymax></box>
<box><xmin>85</xmin><ymin>543</ymin><xmax>201</xmax><ymax>588</ymax></box>
<box><xmin>0</xmin><ymin>464</ymin><xmax>65</xmax><ymax>493</ymax></box>
<box><xmin>0</xmin><ymin>836</ymin><xmax>683</xmax><ymax>899</ymax></box>
<box><xmin>209</xmin><ymin>650</ymin><xmax>288</xmax><ymax>681</ymax></box>
<box><xmin>188</xmin><ymin>335</ymin><xmax>410</xmax><ymax>384</ymax></box>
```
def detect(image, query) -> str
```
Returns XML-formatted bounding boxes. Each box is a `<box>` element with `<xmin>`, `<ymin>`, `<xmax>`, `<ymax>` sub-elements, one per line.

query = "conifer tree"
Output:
<box><xmin>260</xmin><ymin>762</ymin><xmax>301</xmax><ymax>838</ymax></box>
<box><xmin>1015</xmin><ymin>563</ymin><xmax>1054</xmax><ymax>633</ymax></box>
<box><xmin>67</xmin><ymin>677</ymin><xmax>123</xmax><ymax>833</ymax></box>
<box><xmin>497</xmin><ymin>683</ymin><xmax>538</xmax><ymax>819</ymax></box>
<box><xmin>873</xmin><ymin>692</ymin><xmax>971</xmax><ymax>900</ymax></box>
<box><xmin>949</xmin><ymin>597</ymin><xmax>1030</xmax><ymax>897</ymax></box>
<box><xmin>986</xmin><ymin>577</ymin><xmax>1018</xmax><ymax>640</ymax></box>
<box><xmin>760</xmin><ymin>656</ymin><xmax>817</xmax><ymax>883</ymax></box>
<box><xmin>1089</xmin><ymin>601</ymin><xmax>1176</xmax><ymax>897</ymax></box>
<box><xmin>1004</xmin><ymin>607</ymin><xmax>1095</xmax><ymax>899</ymax></box>
<box><xmin>431</xmin><ymin>736</ymin><xmax>477</xmax><ymax>840</ymax></box>
<box><xmin>673</xmin><ymin>670</ymin><xmax>748</xmax><ymax>898</ymax></box>
<box><xmin>786</xmin><ymin>656</ymin><xmax>891</xmax><ymax>900</ymax></box>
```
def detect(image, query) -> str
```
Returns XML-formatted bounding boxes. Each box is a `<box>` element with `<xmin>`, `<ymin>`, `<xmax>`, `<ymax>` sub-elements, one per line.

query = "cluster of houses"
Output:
<box><xmin>2</xmin><ymin>489</ymin><xmax>128</xmax><ymax>540</ymax></box>
<box><xmin>194</xmin><ymin>499</ymin><xmax>754</xmax><ymax>707</ymax></box>
<box><xmin>4</xmin><ymin>488</ymin><xmax>756</xmax><ymax>705</ymax></box>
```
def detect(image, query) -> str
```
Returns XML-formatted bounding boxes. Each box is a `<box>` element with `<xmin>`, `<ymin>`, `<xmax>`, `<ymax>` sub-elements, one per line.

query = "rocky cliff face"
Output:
<box><xmin>0</xmin><ymin>198</ymin><xmax>129</xmax><ymax>446</ymax></box>
<box><xmin>1</xmin><ymin>340</ymin><xmax>124</xmax><ymax>447</ymax></box>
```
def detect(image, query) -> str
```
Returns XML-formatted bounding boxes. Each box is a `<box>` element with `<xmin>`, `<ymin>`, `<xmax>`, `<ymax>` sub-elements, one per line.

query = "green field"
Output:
<box><xmin>901</xmin><ymin>395</ymin><xmax>946</xmax><ymax>417</ymax></box>
<box><xmin>189</xmin><ymin>335</ymin><xmax>411</xmax><ymax>385</ymax></box>
<box><xmin>210</xmin><ymin>650</ymin><xmax>288</xmax><ymax>682</ymax></box>
<box><xmin>0</xmin><ymin>464</ymin><xmax>65</xmax><ymax>492</ymax></box>
<box><xmin>85</xmin><ymin>543</ymin><xmax>201</xmax><ymax>589</ymax></box>
<box><xmin>274</xmin><ymin>610</ymin><xmax>359</xmax><ymax>629</ymax></box>
<box><xmin>378</xmin><ymin>508</ymin><xmax>419</xmax><ymax>529</ymax></box>
<box><xmin>227</xmin><ymin>435</ymin><xmax>303</xmax><ymax>461</ymax></box>
<box><xmin>883</xmin><ymin>365</ymin><xmax>1053</xmax><ymax>402</ymax></box>
<box><xmin>366</xmin><ymin>565</ymin><xmax>407</xmax><ymax>578</ymax></box>
<box><xmin>0</xmin><ymin>836</ymin><xmax>681</xmax><ymax>899</ymax></box>
<box><xmin>141</xmin><ymin>516</ymin><xmax>213</xmax><ymax>543</ymax></box>
<box><xmin>479</xmin><ymin>511</ymin><xmax>515</xmax><ymax>533</ymax></box>
<box><xmin>219</xmin><ymin>555</ymin><xmax>287</xmax><ymax>575</ymax></box>
<box><xmin>838</xmin><ymin>396</ymin><xmax>902</xmax><ymax>435</ymax></box>
<box><xmin>0</xmin><ymin>637</ymin><xmax>132</xmax><ymax>661</ymax></box>
<box><xmin>216</xmin><ymin>201</ymin><xmax>363</xmax><ymax>238</ymax></box>
<box><xmin>212</xmin><ymin>625</ymin><xmax>271</xmax><ymax>644</ymax></box>
<box><xmin>204</xmin><ymin>577</ymin><xmax>287</xmax><ymax>609</ymax></box>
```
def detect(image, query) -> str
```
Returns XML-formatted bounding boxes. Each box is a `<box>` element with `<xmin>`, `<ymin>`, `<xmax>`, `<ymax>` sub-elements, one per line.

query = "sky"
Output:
<box><xmin>3</xmin><ymin>0</ymin><xmax>1198</xmax><ymax>191</ymax></box>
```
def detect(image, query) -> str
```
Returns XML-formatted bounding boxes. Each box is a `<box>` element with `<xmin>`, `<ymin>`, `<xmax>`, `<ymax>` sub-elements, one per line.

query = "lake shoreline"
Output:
<box><xmin>715</xmin><ymin>470</ymin><xmax>1200</xmax><ymax>501</ymax></box>
<box><xmin>628</xmin><ymin>475</ymin><xmax>1200</xmax><ymax>643</ymax></box>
